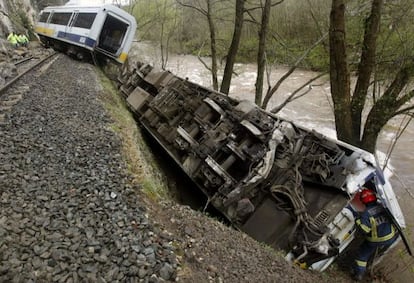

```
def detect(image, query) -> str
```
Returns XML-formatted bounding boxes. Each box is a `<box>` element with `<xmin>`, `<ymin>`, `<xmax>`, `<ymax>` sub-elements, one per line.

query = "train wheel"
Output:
<box><xmin>76</xmin><ymin>52</ymin><xmax>85</xmax><ymax>61</ymax></box>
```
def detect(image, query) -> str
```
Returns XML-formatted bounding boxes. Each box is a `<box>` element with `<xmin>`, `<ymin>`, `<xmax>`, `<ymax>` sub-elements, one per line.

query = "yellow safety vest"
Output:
<box><xmin>17</xmin><ymin>35</ymin><xmax>25</xmax><ymax>43</ymax></box>
<box><xmin>9</xmin><ymin>34</ymin><xmax>18</xmax><ymax>45</ymax></box>
<box><xmin>355</xmin><ymin>205</ymin><xmax>397</xmax><ymax>243</ymax></box>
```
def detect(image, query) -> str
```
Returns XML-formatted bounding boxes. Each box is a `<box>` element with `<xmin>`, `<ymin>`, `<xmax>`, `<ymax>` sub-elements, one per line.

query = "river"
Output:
<box><xmin>129</xmin><ymin>42</ymin><xmax>414</xmax><ymax>281</ymax></box>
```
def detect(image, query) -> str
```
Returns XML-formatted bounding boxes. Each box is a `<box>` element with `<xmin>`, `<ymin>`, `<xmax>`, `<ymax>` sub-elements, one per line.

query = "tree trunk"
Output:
<box><xmin>329</xmin><ymin>0</ymin><xmax>414</xmax><ymax>154</ymax></box>
<box><xmin>176</xmin><ymin>0</ymin><xmax>219</xmax><ymax>90</ymax></box>
<box><xmin>361</xmin><ymin>65</ymin><xmax>414</xmax><ymax>151</ymax></box>
<box><xmin>255</xmin><ymin>0</ymin><xmax>271</xmax><ymax>107</ymax></box>
<box><xmin>329</xmin><ymin>0</ymin><xmax>353</xmax><ymax>144</ymax></box>
<box><xmin>207</xmin><ymin>0</ymin><xmax>219</xmax><ymax>91</ymax></box>
<box><xmin>351</xmin><ymin>0</ymin><xmax>383</xmax><ymax>141</ymax></box>
<box><xmin>220</xmin><ymin>0</ymin><xmax>245</xmax><ymax>95</ymax></box>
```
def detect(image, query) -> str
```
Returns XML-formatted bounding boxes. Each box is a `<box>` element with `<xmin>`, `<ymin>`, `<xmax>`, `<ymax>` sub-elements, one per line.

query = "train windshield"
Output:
<box><xmin>98</xmin><ymin>14</ymin><xmax>128</xmax><ymax>55</ymax></box>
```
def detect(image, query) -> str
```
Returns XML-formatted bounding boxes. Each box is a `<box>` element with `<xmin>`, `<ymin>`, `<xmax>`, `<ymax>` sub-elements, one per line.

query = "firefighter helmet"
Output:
<box><xmin>360</xmin><ymin>188</ymin><xmax>377</xmax><ymax>204</ymax></box>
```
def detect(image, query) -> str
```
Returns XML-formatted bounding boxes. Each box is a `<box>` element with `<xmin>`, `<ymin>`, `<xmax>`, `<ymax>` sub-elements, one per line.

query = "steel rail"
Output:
<box><xmin>13</xmin><ymin>56</ymin><xmax>34</xmax><ymax>66</ymax></box>
<box><xmin>0</xmin><ymin>52</ymin><xmax>58</xmax><ymax>97</ymax></box>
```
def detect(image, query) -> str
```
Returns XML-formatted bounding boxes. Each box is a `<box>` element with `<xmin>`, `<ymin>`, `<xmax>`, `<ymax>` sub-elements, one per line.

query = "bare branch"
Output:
<box><xmin>197</xmin><ymin>40</ymin><xmax>213</xmax><ymax>72</ymax></box>
<box><xmin>245</xmin><ymin>0</ymin><xmax>284</xmax><ymax>12</ymax></box>
<box><xmin>383</xmin><ymin>113</ymin><xmax>413</xmax><ymax>170</ymax></box>
<box><xmin>305</xmin><ymin>0</ymin><xmax>326</xmax><ymax>40</ymax></box>
<box><xmin>270</xmin><ymin>72</ymin><xmax>328</xmax><ymax>114</ymax></box>
<box><xmin>261</xmin><ymin>32</ymin><xmax>328</xmax><ymax>109</ymax></box>
<box><xmin>244</xmin><ymin>9</ymin><xmax>260</xmax><ymax>25</ymax></box>
<box><xmin>391</xmin><ymin>99</ymin><xmax>414</xmax><ymax>117</ymax></box>
<box><xmin>176</xmin><ymin>0</ymin><xmax>207</xmax><ymax>16</ymax></box>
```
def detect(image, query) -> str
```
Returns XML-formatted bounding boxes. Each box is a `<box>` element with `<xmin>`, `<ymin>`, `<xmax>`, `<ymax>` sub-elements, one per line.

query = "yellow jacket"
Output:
<box><xmin>18</xmin><ymin>34</ymin><xmax>29</xmax><ymax>44</ymax></box>
<box><xmin>8</xmin><ymin>33</ymin><xmax>18</xmax><ymax>45</ymax></box>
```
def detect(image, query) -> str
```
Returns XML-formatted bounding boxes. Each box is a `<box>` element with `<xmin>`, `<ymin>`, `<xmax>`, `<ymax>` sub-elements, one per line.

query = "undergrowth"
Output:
<box><xmin>96</xmin><ymin>66</ymin><xmax>170</xmax><ymax>200</ymax></box>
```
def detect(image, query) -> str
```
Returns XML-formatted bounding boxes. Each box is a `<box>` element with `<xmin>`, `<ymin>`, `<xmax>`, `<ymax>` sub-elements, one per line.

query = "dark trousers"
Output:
<box><xmin>354</xmin><ymin>236</ymin><xmax>397</xmax><ymax>276</ymax></box>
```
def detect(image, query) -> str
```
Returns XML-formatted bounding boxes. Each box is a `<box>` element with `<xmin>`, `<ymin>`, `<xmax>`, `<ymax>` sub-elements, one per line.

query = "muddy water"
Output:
<box><xmin>129</xmin><ymin>42</ymin><xmax>414</xmax><ymax>280</ymax></box>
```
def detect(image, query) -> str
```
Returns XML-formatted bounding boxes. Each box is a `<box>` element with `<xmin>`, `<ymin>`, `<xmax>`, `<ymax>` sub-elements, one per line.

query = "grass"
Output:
<box><xmin>95</xmin><ymin>66</ymin><xmax>170</xmax><ymax>200</ymax></box>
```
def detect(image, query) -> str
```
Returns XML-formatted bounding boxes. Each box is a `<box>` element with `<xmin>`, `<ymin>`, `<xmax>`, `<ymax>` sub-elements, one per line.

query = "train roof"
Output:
<box><xmin>44</xmin><ymin>4</ymin><xmax>123</xmax><ymax>10</ymax></box>
<box><xmin>41</xmin><ymin>4</ymin><xmax>136</xmax><ymax>23</ymax></box>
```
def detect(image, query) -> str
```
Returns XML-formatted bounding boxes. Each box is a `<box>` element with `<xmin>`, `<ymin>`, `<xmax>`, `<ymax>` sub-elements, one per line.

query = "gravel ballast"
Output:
<box><xmin>0</xmin><ymin>55</ymin><xmax>177</xmax><ymax>282</ymax></box>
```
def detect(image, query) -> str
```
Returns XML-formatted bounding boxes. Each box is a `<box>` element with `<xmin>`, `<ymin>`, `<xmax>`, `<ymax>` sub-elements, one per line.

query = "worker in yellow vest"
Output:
<box><xmin>7</xmin><ymin>32</ymin><xmax>13</xmax><ymax>41</ymax></box>
<box><xmin>18</xmin><ymin>34</ymin><xmax>29</xmax><ymax>47</ymax></box>
<box><xmin>7</xmin><ymin>32</ymin><xmax>19</xmax><ymax>48</ymax></box>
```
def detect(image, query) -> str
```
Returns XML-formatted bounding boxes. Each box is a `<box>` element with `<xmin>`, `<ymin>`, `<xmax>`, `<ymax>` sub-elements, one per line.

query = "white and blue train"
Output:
<box><xmin>35</xmin><ymin>4</ymin><xmax>137</xmax><ymax>64</ymax></box>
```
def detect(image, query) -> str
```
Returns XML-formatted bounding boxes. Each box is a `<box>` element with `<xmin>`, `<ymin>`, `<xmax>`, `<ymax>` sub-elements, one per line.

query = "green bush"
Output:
<box><xmin>304</xmin><ymin>45</ymin><xmax>329</xmax><ymax>71</ymax></box>
<box><xmin>237</xmin><ymin>37</ymin><xmax>259</xmax><ymax>62</ymax></box>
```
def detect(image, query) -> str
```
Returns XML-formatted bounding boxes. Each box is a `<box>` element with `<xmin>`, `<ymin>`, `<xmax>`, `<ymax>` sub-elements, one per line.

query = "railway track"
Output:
<box><xmin>13</xmin><ymin>56</ymin><xmax>34</xmax><ymax>66</ymax></box>
<box><xmin>0</xmin><ymin>52</ymin><xmax>58</xmax><ymax>124</ymax></box>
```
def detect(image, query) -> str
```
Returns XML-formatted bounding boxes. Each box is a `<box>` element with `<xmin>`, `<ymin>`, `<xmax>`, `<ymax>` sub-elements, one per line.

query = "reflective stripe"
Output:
<box><xmin>356</xmin><ymin>219</ymin><xmax>371</xmax><ymax>233</ymax></box>
<box><xmin>356</xmin><ymin>260</ymin><xmax>367</xmax><ymax>267</ymax></box>
<box><xmin>370</xmin><ymin>216</ymin><xmax>377</xmax><ymax>239</ymax></box>
<box><xmin>368</xmin><ymin>225</ymin><xmax>396</xmax><ymax>242</ymax></box>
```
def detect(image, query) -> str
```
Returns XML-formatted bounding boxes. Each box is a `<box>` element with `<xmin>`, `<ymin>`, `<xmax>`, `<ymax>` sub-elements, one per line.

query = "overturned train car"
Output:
<box><xmin>118</xmin><ymin>62</ymin><xmax>406</xmax><ymax>271</ymax></box>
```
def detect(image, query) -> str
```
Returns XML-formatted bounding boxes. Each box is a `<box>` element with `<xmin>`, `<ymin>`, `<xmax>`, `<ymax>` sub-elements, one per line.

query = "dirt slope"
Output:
<box><xmin>146</xmin><ymin>200</ymin><xmax>349</xmax><ymax>283</ymax></box>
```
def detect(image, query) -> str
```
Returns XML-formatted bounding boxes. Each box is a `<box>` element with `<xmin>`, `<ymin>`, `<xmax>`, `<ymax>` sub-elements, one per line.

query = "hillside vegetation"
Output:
<box><xmin>129</xmin><ymin>0</ymin><xmax>414</xmax><ymax>71</ymax></box>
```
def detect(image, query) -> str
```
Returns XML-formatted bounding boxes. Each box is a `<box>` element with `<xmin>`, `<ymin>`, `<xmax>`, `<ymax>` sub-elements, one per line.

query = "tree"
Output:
<box><xmin>220</xmin><ymin>0</ymin><xmax>245</xmax><ymax>94</ymax></box>
<box><xmin>131</xmin><ymin>0</ymin><xmax>179</xmax><ymax>69</ymax></box>
<box><xmin>329</xmin><ymin>0</ymin><xmax>414</xmax><ymax>153</ymax></box>
<box><xmin>206</xmin><ymin>0</ymin><xmax>219</xmax><ymax>90</ymax></box>
<box><xmin>175</xmin><ymin>0</ymin><xmax>246</xmax><ymax>94</ymax></box>
<box><xmin>254</xmin><ymin>0</ymin><xmax>272</xmax><ymax>106</ymax></box>
<box><xmin>157</xmin><ymin>0</ymin><xmax>179</xmax><ymax>69</ymax></box>
<box><xmin>176</xmin><ymin>0</ymin><xmax>219</xmax><ymax>90</ymax></box>
<box><xmin>245</xmin><ymin>0</ymin><xmax>325</xmax><ymax>109</ymax></box>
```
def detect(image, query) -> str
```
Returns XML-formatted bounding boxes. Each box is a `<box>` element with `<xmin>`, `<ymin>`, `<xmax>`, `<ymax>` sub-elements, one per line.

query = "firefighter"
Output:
<box><xmin>351</xmin><ymin>188</ymin><xmax>399</xmax><ymax>281</ymax></box>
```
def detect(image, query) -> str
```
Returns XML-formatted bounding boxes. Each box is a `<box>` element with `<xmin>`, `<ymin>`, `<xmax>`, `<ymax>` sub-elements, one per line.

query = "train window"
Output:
<box><xmin>50</xmin><ymin>12</ymin><xmax>72</xmax><ymax>25</ymax></box>
<box><xmin>73</xmin><ymin>13</ymin><xmax>97</xmax><ymax>29</ymax></box>
<box><xmin>39</xmin><ymin>12</ymin><xmax>50</xmax><ymax>23</ymax></box>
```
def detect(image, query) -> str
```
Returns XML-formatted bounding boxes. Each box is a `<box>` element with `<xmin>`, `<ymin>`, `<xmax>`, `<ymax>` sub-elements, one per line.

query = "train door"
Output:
<box><xmin>96</xmin><ymin>12</ymin><xmax>129</xmax><ymax>56</ymax></box>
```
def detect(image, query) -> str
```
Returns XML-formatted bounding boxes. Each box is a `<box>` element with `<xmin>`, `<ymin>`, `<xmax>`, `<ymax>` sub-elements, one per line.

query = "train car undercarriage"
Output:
<box><xmin>116</xmin><ymin>62</ymin><xmax>406</xmax><ymax>270</ymax></box>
